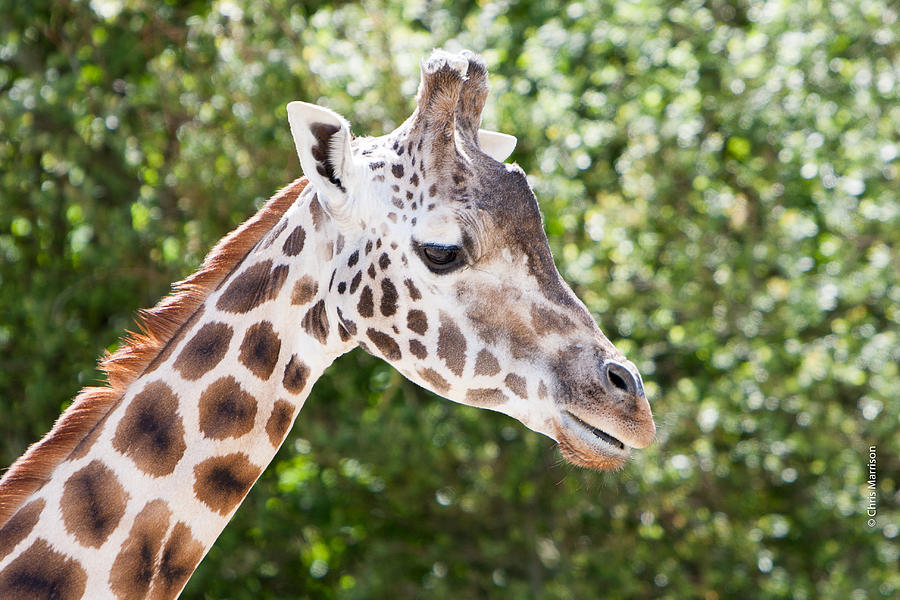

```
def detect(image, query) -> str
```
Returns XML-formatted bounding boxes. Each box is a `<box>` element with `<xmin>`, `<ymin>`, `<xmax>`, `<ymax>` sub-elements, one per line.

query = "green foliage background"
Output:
<box><xmin>1</xmin><ymin>0</ymin><xmax>897</xmax><ymax>597</ymax></box>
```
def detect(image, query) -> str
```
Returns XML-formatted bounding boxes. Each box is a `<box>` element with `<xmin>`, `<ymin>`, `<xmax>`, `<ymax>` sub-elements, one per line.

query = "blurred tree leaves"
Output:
<box><xmin>1</xmin><ymin>0</ymin><xmax>897</xmax><ymax>598</ymax></box>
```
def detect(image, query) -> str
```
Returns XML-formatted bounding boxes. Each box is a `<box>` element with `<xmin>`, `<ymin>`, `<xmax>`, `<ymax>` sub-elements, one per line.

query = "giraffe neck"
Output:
<box><xmin>0</xmin><ymin>181</ymin><xmax>352</xmax><ymax>599</ymax></box>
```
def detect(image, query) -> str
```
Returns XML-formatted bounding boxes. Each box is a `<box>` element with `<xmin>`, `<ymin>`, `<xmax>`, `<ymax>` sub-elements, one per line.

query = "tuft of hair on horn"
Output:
<box><xmin>413</xmin><ymin>50</ymin><xmax>469</xmax><ymax>130</ymax></box>
<box><xmin>454</xmin><ymin>50</ymin><xmax>490</xmax><ymax>142</ymax></box>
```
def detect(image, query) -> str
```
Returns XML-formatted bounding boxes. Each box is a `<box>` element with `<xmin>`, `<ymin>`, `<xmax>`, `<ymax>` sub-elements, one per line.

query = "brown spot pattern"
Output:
<box><xmin>380</xmin><ymin>279</ymin><xmax>399</xmax><ymax>316</ymax></box>
<box><xmin>0</xmin><ymin>539</ymin><xmax>87</xmax><ymax>600</ymax></box>
<box><xmin>391</xmin><ymin>163</ymin><xmax>404</xmax><ymax>178</ymax></box>
<box><xmin>198</xmin><ymin>376</ymin><xmax>258</xmax><ymax>440</ymax></box>
<box><xmin>378</xmin><ymin>252</ymin><xmax>391</xmax><ymax>270</ymax></box>
<box><xmin>0</xmin><ymin>178</ymin><xmax>307</xmax><ymax>544</ymax></box>
<box><xmin>505</xmin><ymin>373</ymin><xmax>528</xmax><ymax>398</ymax></box>
<box><xmin>281</xmin><ymin>225</ymin><xmax>306</xmax><ymax>256</ymax></box>
<box><xmin>216</xmin><ymin>259</ymin><xmax>289</xmax><ymax>314</ymax></box>
<box><xmin>409</xmin><ymin>339</ymin><xmax>428</xmax><ymax>359</ymax></box>
<box><xmin>109</xmin><ymin>499</ymin><xmax>172</xmax><ymax>600</ymax></box>
<box><xmin>407</xmin><ymin>309</ymin><xmax>428</xmax><ymax>335</ymax></box>
<box><xmin>465</xmin><ymin>388</ymin><xmax>508</xmax><ymax>407</ymax></box>
<box><xmin>404</xmin><ymin>279</ymin><xmax>422</xmax><ymax>301</ymax></box>
<box><xmin>366</xmin><ymin>328</ymin><xmax>401</xmax><ymax>361</ymax></box>
<box><xmin>61</xmin><ymin>460</ymin><xmax>129</xmax><ymax>548</ymax></box>
<box><xmin>291</xmin><ymin>275</ymin><xmax>318</xmax><ymax>305</ymax></box>
<box><xmin>112</xmin><ymin>381</ymin><xmax>186</xmax><ymax>477</ymax></box>
<box><xmin>468</xmin><ymin>289</ymin><xmax>540</xmax><ymax>359</ymax></box>
<box><xmin>301</xmin><ymin>300</ymin><xmax>330</xmax><ymax>344</ymax></box>
<box><xmin>282</xmin><ymin>355</ymin><xmax>310</xmax><ymax>394</ymax></box>
<box><xmin>145</xmin><ymin>305</ymin><xmax>205</xmax><ymax>375</ymax></box>
<box><xmin>0</xmin><ymin>499</ymin><xmax>44</xmax><ymax>562</ymax></box>
<box><xmin>358</xmin><ymin>285</ymin><xmax>374</xmax><ymax>317</ymax></box>
<box><xmin>193</xmin><ymin>453</ymin><xmax>260</xmax><ymax>516</ymax></box>
<box><xmin>149</xmin><ymin>522</ymin><xmax>204</xmax><ymax>600</ymax></box>
<box><xmin>261</xmin><ymin>219</ymin><xmax>287</xmax><ymax>249</ymax></box>
<box><xmin>173</xmin><ymin>321</ymin><xmax>233</xmax><ymax>381</ymax></box>
<box><xmin>238</xmin><ymin>321</ymin><xmax>281</xmax><ymax>380</ymax></box>
<box><xmin>474</xmin><ymin>349</ymin><xmax>501</xmax><ymax>376</ymax></box>
<box><xmin>530</xmin><ymin>304</ymin><xmax>574</xmax><ymax>335</ymax></box>
<box><xmin>309</xmin><ymin>195</ymin><xmax>325</xmax><ymax>230</ymax></box>
<box><xmin>437</xmin><ymin>314</ymin><xmax>467</xmax><ymax>377</ymax></box>
<box><xmin>265</xmin><ymin>399</ymin><xmax>295</xmax><ymax>447</ymax></box>
<box><xmin>349</xmin><ymin>271</ymin><xmax>362</xmax><ymax>294</ymax></box>
<box><xmin>418</xmin><ymin>368</ymin><xmax>450</xmax><ymax>393</ymax></box>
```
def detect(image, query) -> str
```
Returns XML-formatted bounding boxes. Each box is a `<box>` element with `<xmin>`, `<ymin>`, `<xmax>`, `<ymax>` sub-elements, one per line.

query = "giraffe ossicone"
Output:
<box><xmin>0</xmin><ymin>49</ymin><xmax>654</xmax><ymax>598</ymax></box>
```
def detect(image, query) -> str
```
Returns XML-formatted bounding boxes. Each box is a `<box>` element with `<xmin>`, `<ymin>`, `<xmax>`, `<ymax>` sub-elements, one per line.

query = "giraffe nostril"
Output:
<box><xmin>604</xmin><ymin>361</ymin><xmax>642</xmax><ymax>397</ymax></box>
<box><xmin>608</xmin><ymin>369</ymin><xmax>628</xmax><ymax>391</ymax></box>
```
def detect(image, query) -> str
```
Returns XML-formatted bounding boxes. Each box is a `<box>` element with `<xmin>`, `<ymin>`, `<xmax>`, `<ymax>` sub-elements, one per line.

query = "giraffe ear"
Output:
<box><xmin>287</xmin><ymin>101</ymin><xmax>357</xmax><ymax>216</ymax></box>
<box><xmin>477</xmin><ymin>129</ymin><xmax>517</xmax><ymax>162</ymax></box>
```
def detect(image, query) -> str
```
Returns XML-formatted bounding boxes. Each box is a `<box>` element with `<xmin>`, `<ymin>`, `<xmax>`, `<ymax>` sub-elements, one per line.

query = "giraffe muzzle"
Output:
<box><xmin>555</xmin><ymin>410</ymin><xmax>632</xmax><ymax>471</ymax></box>
<box><xmin>552</xmin><ymin>355</ymin><xmax>656</xmax><ymax>470</ymax></box>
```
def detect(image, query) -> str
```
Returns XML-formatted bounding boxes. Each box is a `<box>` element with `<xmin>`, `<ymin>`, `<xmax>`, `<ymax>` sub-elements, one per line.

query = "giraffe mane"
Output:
<box><xmin>0</xmin><ymin>177</ymin><xmax>309</xmax><ymax>528</ymax></box>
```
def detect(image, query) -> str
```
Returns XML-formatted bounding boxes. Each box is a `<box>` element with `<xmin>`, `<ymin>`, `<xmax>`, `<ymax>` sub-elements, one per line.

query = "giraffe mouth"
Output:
<box><xmin>564</xmin><ymin>411</ymin><xmax>625</xmax><ymax>450</ymax></box>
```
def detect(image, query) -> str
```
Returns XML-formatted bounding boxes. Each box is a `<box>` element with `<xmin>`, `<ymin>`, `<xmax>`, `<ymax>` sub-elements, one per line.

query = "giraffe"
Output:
<box><xmin>0</xmin><ymin>50</ymin><xmax>655</xmax><ymax>598</ymax></box>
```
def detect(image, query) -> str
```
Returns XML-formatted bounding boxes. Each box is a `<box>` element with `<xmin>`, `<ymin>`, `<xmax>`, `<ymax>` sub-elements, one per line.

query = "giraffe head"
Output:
<box><xmin>287</xmin><ymin>50</ymin><xmax>654</xmax><ymax>470</ymax></box>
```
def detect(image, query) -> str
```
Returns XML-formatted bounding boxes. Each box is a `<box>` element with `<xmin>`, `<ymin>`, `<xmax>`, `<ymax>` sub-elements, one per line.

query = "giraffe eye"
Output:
<box><xmin>419</xmin><ymin>243</ymin><xmax>461</xmax><ymax>272</ymax></box>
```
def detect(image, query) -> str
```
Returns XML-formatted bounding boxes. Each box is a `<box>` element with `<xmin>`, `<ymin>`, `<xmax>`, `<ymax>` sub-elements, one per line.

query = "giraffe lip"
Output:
<box><xmin>564</xmin><ymin>411</ymin><xmax>625</xmax><ymax>451</ymax></box>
